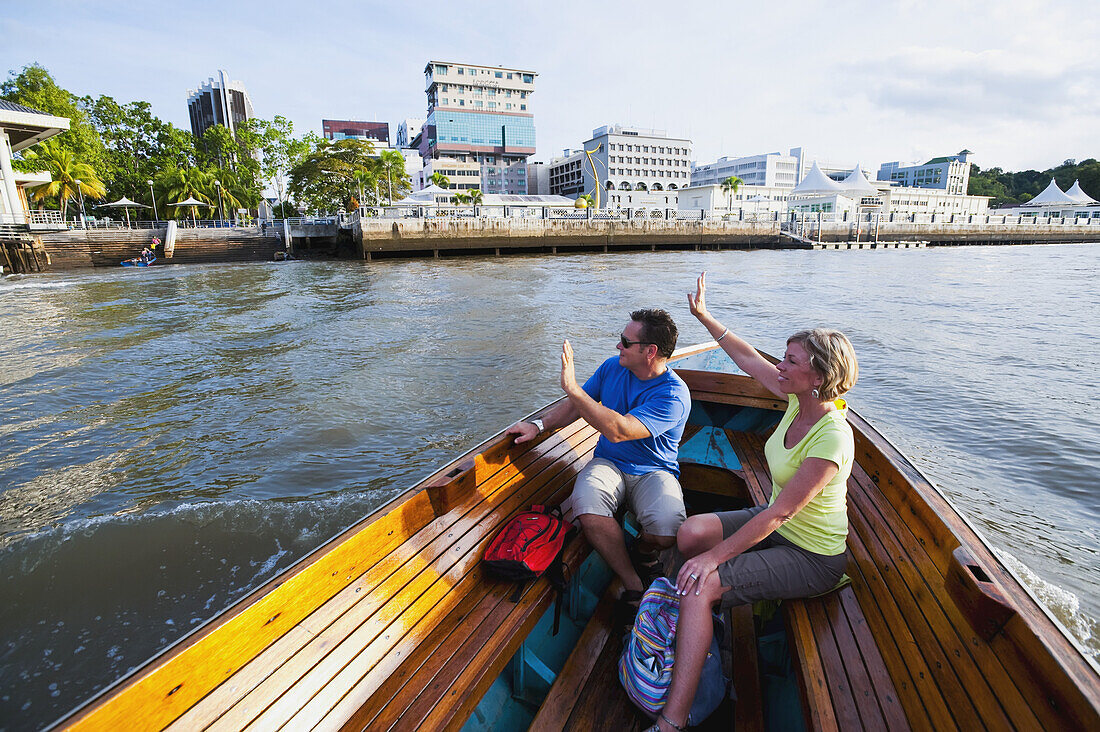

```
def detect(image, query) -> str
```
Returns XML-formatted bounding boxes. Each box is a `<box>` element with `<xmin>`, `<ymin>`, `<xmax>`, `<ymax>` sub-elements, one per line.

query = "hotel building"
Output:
<box><xmin>187</xmin><ymin>70</ymin><xmax>254</xmax><ymax>138</ymax></box>
<box><xmin>877</xmin><ymin>151</ymin><xmax>972</xmax><ymax>195</ymax></box>
<box><xmin>420</xmin><ymin>61</ymin><xmax>536</xmax><ymax>194</ymax></box>
<box><xmin>548</xmin><ymin>149</ymin><xmax>586</xmax><ymax>198</ymax></box>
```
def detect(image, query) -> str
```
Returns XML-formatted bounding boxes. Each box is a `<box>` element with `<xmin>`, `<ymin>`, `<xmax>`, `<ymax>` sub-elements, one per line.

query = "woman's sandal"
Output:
<box><xmin>644</xmin><ymin>712</ymin><xmax>687</xmax><ymax>731</ymax></box>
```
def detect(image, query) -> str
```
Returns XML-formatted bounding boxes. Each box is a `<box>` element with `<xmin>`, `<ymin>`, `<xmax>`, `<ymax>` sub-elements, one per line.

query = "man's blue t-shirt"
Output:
<box><xmin>582</xmin><ymin>357</ymin><xmax>691</xmax><ymax>477</ymax></box>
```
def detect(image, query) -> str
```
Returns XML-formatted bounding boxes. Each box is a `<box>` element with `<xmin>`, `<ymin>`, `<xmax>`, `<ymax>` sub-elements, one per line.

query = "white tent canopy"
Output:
<box><xmin>791</xmin><ymin>162</ymin><xmax>844</xmax><ymax>196</ymax></box>
<box><xmin>1065</xmin><ymin>180</ymin><xmax>1097</xmax><ymax>204</ymax></box>
<box><xmin>840</xmin><ymin>164</ymin><xmax>879</xmax><ymax>196</ymax></box>
<box><xmin>102</xmin><ymin>196</ymin><xmax>150</xmax><ymax>209</ymax></box>
<box><xmin>1023</xmin><ymin>178</ymin><xmax>1076</xmax><ymax>206</ymax></box>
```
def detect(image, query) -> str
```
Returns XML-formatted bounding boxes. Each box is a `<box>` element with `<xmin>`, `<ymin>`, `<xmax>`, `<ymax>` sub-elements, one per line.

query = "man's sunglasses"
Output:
<box><xmin>620</xmin><ymin>334</ymin><xmax>654</xmax><ymax>349</ymax></box>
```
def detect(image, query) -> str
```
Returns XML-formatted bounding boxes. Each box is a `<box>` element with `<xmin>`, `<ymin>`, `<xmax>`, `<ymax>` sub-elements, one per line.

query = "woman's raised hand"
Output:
<box><xmin>687</xmin><ymin>271</ymin><xmax>709</xmax><ymax>320</ymax></box>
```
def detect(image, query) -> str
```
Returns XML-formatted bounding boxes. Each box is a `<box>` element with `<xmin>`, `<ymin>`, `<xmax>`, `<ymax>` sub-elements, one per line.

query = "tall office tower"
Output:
<box><xmin>420</xmin><ymin>61</ymin><xmax>536</xmax><ymax>194</ymax></box>
<box><xmin>187</xmin><ymin>70</ymin><xmax>255</xmax><ymax>138</ymax></box>
<box><xmin>322</xmin><ymin>120</ymin><xmax>390</xmax><ymax>144</ymax></box>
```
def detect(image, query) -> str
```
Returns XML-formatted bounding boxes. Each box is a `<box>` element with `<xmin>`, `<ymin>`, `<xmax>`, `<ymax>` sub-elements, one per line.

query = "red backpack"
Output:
<box><xmin>483</xmin><ymin>504</ymin><xmax>572</xmax><ymax>581</ymax></box>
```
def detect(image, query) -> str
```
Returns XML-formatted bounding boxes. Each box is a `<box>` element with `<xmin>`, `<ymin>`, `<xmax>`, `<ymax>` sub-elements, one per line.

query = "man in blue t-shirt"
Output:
<box><xmin>507</xmin><ymin>309</ymin><xmax>691</xmax><ymax>602</ymax></box>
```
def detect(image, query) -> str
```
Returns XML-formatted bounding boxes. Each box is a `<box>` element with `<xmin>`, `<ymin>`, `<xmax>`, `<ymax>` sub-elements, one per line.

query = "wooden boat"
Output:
<box><xmin>53</xmin><ymin>342</ymin><xmax>1100</xmax><ymax>731</ymax></box>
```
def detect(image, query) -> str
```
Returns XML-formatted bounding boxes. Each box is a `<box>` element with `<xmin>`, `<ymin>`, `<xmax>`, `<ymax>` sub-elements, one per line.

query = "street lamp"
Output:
<box><xmin>215</xmin><ymin>180</ymin><xmax>224</xmax><ymax>227</ymax></box>
<box><xmin>74</xmin><ymin>179</ymin><xmax>87</xmax><ymax>229</ymax></box>
<box><xmin>148</xmin><ymin>179</ymin><xmax>158</xmax><ymax>222</ymax></box>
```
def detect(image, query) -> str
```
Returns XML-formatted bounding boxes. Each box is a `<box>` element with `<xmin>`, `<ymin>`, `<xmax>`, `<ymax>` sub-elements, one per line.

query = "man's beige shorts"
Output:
<box><xmin>568</xmin><ymin>457</ymin><xmax>686</xmax><ymax>538</ymax></box>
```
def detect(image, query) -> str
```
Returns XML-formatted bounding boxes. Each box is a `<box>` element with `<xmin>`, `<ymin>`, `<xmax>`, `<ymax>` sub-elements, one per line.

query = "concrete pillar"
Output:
<box><xmin>0</xmin><ymin>132</ymin><xmax>25</xmax><ymax>225</ymax></box>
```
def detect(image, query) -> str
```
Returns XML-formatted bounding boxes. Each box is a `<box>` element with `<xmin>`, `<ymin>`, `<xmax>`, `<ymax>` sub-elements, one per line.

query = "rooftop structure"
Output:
<box><xmin>1</xmin><ymin>100</ymin><xmax>71</xmax><ymax>225</ymax></box>
<box><xmin>187</xmin><ymin>70</ymin><xmax>254</xmax><ymax>138</ymax></box>
<box><xmin>420</xmin><ymin>61</ymin><xmax>536</xmax><ymax>195</ymax></box>
<box><xmin>396</xmin><ymin>118</ymin><xmax>424</xmax><ymax>148</ymax></box>
<box><xmin>322</xmin><ymin>120</ymin><xmax>389</xmax><ymax>144</ymax></box>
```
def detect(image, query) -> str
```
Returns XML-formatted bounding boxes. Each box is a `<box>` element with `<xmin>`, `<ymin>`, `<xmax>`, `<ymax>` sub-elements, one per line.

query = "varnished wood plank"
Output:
<box><xmin>836</xmin><ymin>585</ymin><xmax>911</xmax><ymax>731</ymax></box>
<box><xmin>819</xmin><ymin>592</ymin><xmax>889</xmax><ymax>731</ymax></box>
<box><xmin>847</xmin><ymin>466</ymin><xmax>1043</xmax><ymax>729</ymax></box>
<box><xmin>805</xmin><ymin>598</ymin><xmax>863</xmax><ymax>730</ymax></box>
<box><xmin>171</xmin><ymin>424</ymin><xmax>596</xmax><ymax>731</ymax></box>
<box><xmin>232</xmin><ymin>434</ymin><xmax>599</xmax><ymax>731</ymax></box>
<box><xmin>528</xmin><ymin>580</ymin><xmax>621</xmax><ymax>732</ymax></box>
<box><xmin>844</xmin><ymin>487</ymin><xmax>984</xmax><ymax>729</ymax></box>
<box><xmin>563</xmin><ymin>632</ymin><xmax>648</xmax><ymax>732</ymax></box>
<box><xmin>682</xmin><ymin>389</ymin><xmax>787</xmax><ymax>412</ymax></box>
<box><xmin>729</xmin><ymin>604</ymin><xmax>765</xmax><ymax>732</ymax></box>
<box><xmin>390</xmin><ymin>538</ymin><xmax>593</xmax><ymax>732</ymax></box>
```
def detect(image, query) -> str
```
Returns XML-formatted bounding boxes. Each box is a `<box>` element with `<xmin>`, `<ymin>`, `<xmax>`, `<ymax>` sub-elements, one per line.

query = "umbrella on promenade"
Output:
<box><xmin>101</xmin><ymin>196</ymin><xmax>150</xmax><ymax>228</ymax></box>
<box><xmin>169</xmin><ymin>196</ymin><xmax>211</xmax><ymax>227</ymax></box>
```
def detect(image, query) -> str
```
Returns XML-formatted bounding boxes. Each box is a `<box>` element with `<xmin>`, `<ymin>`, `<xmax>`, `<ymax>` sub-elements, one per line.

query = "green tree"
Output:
<box><xmin>244</xmin><ymin>116</ymin><xmax>312</xmax><ymax>213</ymax></box>
<box><xmin>156</xmin><ymin>167</ymin><xmax>214</xmax><ymax>221</ymax></box>
<box><xmin>289</xmin><ymin>138</ymin><xmax>378</xmax><ymax>213</ymax></box>
<box><xmin>21</xmin><ymin>140</ymin><xmax>106</xmax><ymax>217</ymax></box>
<box><xmin>720</xmin><ymin>176</ymin><xmax>742</xmax><ymax>213</ymax></box>
<box><xmin>1</xmin><ymin>64</ymin><xmax>107</xmax><ymax>175</ymax></box>
<box><xmin>467</xmin><ymin>188</ymin><xmax>484</xmax><ymax>206</ymax></box>
<box><xmin>84</xmin><ymin>95</ymin><xmax>196</xmax><ymax>212</ymax></box>
<box><xmin>429</xmin><ymin>172</ymin><xmax>450</xmax><ymax>189</ymax></box>
<box><xmin>452</xmin><ymin>191</ymin><xmax>470</xmax><ymax>205</ymax></box>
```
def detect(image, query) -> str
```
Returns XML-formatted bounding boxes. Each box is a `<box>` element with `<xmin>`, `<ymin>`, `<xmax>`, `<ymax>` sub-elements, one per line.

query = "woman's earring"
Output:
<box><xmin>812</xmin><ymin>388</ymin><xmax>820</xmax><ymax>399</ymax></box>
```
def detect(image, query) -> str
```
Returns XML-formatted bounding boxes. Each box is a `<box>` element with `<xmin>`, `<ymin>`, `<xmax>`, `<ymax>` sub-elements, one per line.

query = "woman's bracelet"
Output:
<box><xmin>715</xmin><ymin>328</ymin><xmax>730</xmax><ymax>342</ymax></box>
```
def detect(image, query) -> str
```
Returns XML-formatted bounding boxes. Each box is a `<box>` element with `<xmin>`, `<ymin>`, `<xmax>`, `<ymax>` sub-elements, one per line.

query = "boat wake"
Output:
<box><xmin>994</xmin><ymin>547</ymin><xmax>1098</xmax><ymax>659</ymax></box>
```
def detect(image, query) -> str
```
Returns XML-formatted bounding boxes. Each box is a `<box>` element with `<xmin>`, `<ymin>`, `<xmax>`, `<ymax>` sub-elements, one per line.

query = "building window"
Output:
<box><xmin>520</xmin><ymin>104</ymin><xmax>526</xmax><ymax>110</ymax></box>
<box><xmin>522</xmin><ymin>74</ymin><xmax>533</xmax><ymax>83</ymax></box>
<box><xmin>495</xmin><ymin>71</ymin><xmax>503</xmax><ymax>78</ymax></box>
<box><xmin>457</xmin><ymin>68</ymin><xmax>464</xmax><ymax>75</ymax></box>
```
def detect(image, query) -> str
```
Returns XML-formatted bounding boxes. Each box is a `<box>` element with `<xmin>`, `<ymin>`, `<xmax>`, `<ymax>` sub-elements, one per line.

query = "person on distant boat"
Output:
<box><xmin>651</xmin><ymin>272</ymin><xmax>857</xmax><ymax>732</ymax></box>
<box><xmin>140</xmin><ymin>247</ymin><xmax>153</xmax><ymax>263</ymax></box>
<box><xmin>507</xmin><ymin>308</ymin><xmax>691</xmax><ymax>618</ymax></box>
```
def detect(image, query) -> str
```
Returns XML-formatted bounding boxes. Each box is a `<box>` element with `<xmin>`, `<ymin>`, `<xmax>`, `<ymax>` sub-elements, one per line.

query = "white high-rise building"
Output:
<box><xmin>396</xmin><ymin>118</ymin><xmax>424</xmax><ymax>148</ymax></box>
<box><xmin>692</xmin><ymin>148</ymin><xmax>851</xmax><ymax>189</ymax></box>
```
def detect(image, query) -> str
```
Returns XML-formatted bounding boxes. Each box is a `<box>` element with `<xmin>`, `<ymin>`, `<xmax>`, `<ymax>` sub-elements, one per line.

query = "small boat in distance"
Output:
<box><xmin>52</xmin><ymin>342</ymin><xmax>1100</xmax><ymax>731</ymax></box>
<box><xmin>121</xmin><ymin>256</ymin><xmax>156</xmax><ymax>267</ymax></box>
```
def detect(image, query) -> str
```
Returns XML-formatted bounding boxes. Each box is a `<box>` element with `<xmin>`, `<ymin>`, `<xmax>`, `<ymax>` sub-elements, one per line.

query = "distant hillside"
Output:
<box><xmin>968</xmin><ymin>159</ymin><xmax>1099</xmax><ymax>206</ymax></box>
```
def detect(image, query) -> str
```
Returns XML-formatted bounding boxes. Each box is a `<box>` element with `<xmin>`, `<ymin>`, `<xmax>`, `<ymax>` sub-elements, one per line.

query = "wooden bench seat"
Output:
<box><xmin>63</xmin><ymin>418</ymin><xmax>602</xmax><ymax>732</ymax></box>
<box><xmin>732</xmin><ymin>429</ymin><xmax>1051</xmax><ymax>731</ymax></box>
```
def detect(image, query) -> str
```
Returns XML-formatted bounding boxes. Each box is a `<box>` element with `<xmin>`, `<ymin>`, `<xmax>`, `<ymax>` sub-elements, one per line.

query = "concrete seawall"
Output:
<box><xmin>355</xmin><ymin>219</ymin><xmax>783</xmax><ymax>258</ymax></box>
<box><xmin>354</xmin><ymin>217</ymin><xmax>1100</xmax><ymax>258</ymax></box>
<box><xmin>38</xmin><ymin>227</ymin><xmax>285</xmax><ymax>269</ymax></box>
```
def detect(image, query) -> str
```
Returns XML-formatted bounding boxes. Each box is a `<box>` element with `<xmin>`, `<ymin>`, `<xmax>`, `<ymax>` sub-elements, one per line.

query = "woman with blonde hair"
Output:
<box><xmin>647</xmin><ymin>272</ymin><xmax>859</xmax><ymax>732</ymax></box>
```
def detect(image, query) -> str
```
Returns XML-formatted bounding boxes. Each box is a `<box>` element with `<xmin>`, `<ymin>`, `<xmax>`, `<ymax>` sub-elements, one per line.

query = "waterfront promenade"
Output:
<box><xmin>5</xmin><ymin>210</ymin><xmax>1099</xmax><ymax>272</ymax></box>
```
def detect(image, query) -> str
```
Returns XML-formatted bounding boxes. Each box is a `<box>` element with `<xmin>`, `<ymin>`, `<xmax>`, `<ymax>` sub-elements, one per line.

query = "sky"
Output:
<box><xmin>2</xmin><ymin>0</ymin><xmax>1097</xmax><ymax>173</ymax></box>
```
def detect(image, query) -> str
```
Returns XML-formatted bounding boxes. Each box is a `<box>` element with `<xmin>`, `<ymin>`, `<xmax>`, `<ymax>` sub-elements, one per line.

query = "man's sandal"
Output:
<box><xmin>614</xmin><ymin>589</ymin><xmax>643</xmax><ymax>637</ymax></box>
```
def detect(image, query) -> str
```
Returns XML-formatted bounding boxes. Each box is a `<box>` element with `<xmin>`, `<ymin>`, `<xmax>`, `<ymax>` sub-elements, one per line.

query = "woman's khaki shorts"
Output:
<box><xmin>568</xmin><ymin>457</ymin><xmax>686</xmax><ymax>538</ymax></box>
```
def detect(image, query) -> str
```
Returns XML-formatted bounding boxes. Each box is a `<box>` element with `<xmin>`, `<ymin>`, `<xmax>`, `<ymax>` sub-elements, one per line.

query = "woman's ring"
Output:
<box><xmin>689</xmin><ymin>573</ymin><xmax>698</xmax><ymax>579</ymax></box>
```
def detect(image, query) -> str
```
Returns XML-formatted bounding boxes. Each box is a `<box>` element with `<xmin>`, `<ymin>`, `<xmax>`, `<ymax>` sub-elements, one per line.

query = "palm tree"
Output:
<box><xmin>452</xmin><ymin>191</ymin><xmax>470</xmax><ymax>205</ymax></box>
<box><xmin>157</xmin><ymin>167</ymin><xmax>214</xmax><ymax>222</ymax></box>
<box><xmin>721</xmin><ymin>176</ymin><xmax>743</xmax><ymax>214</ymax></box>
<box><xmin>430</xmin><ymin>172</ymin><xmax>450</xmax><ymax>189</ymax></box>
<box><xmin>22</xmin><ymin>141</ymin><xmax>106</xmax><ymax>218</ymax></box>
<box><xmin>467</xmin><ymin>188</ymin><xmax>483</xmax><ymax>206</ymax></box>
<box><xmin>379</xmin><ymin>149</ymin><xmax>407</xmax><ymax>203</ymax></box>
<box><xmin>352</xmin><ymin>170</ymin><xmax>375</xmax><ymax>208</ymax></box>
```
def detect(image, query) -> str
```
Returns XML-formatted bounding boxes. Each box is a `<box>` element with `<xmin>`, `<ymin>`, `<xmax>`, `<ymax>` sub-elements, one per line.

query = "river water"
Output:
<box><xmin>2</xmin><ymin>245</ymin><xmax>1098</xmax><ymax>728</ymax></box>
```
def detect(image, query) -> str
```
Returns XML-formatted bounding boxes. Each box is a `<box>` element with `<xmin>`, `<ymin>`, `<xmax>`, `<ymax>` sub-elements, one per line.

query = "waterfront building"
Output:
<box><xmin>0</xmin><ymin>100</ymin><xmax>70</xmax><ymax>226</ymax></box>
<box><xmin>692</xmin><ymin>148</ymin><xmax>852</xmax><ymax>189</ymax></box>
<box><xmin>396</xmin><ymin>118</ymin><xmax>424</xmax><ymax>148</ymax></box>
<box><xmin>322</xmin><ymin>119</ymin><xmax>390</xmax><ymax>144</ymax></box>
<box><xmin>680</xmin><ymin>161</ymin><xmax>991</xmax><ymax>218</ymax></box>
<box><xmin>417</xmin><ymin>156</ymin><xmax>482</xmax><ymax>191</ymax></box>
<box><xmin>548</xmin><ymin>149</ymin><xmax>586</xmax><ymax>198</ymax></box>
<box><xmin>187</xmin><ymin>70</ymin><xmax>254</xmax><ymax>138</ymax></box>
<box><xmin>877</xmin><ymin>150</ymin><xmax>972</xmax><ymax>195</ymax></box>
<box><xmin>420</xmin><ymin>61</ymin><xmax>536</xmax><ymax>194</ymax></box>
<box><xmin>578</xmin><ymin>124</ymin><xmax>691</xmax><ymax>209</ymax></box>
